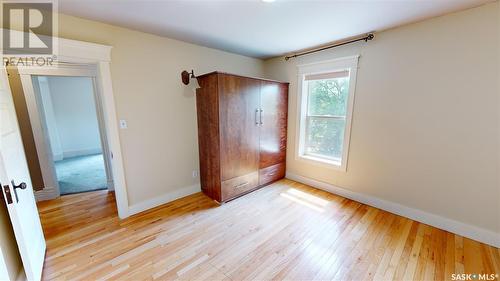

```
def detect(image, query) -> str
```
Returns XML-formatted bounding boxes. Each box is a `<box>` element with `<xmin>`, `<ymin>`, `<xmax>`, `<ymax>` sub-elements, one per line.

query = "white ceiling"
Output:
<box><xmin>58</xmin><ymin>0</ymin><xmax>491</xmax><ymax>59</ymax></box>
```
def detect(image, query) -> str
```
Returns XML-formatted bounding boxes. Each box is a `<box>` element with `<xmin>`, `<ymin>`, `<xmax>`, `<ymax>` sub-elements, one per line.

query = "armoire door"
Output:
<box><xmin>259</xmin><ymin>81</ymin><xmax>288</xmax><ymax>184</ymax></box>
<box><xmin>218</xmin><ymin>74</ymin><xmax>261</xmax><ymax>182</ymax></box>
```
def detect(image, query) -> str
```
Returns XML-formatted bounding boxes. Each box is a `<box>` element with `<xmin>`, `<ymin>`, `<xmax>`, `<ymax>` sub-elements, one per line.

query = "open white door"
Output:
<box><xmin>0</xmin><ymin>67</ymin><xmax>46</xmax><ymax>281</ymax></box>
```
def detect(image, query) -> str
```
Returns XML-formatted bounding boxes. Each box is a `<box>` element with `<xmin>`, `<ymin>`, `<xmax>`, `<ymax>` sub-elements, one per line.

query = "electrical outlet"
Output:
<box><xmin>192</xmin><ymin>170</ymin><xmax>199</xmax><ymax>178</ymax></box>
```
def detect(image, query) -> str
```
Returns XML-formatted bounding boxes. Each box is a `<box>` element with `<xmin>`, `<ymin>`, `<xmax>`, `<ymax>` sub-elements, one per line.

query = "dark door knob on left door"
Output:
<box><xmin>11</xmin><ymin>181</ymin><xmax>27</xmax><ymax>190</ymax></box>
<box><xmin>11</xmin><ymin>180</ymin><xmax>27</xmax><ymax>203</ymax></box>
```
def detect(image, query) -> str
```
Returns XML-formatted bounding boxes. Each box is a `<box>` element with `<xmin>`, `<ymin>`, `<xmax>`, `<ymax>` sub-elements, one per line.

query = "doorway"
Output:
<box><xmin>1</xmin><ymin>37</ymin><xmax>127</xmax><ymax>281</ymax></box>
<box><xmin>32</xmin><ymin>75</ymin><xmax>110</xmax><ymax>195</ymax></box>
<box><xmin>11</xmin><ymin>65</ymin><xmax>114</xmax><ymax>200</ymax></box>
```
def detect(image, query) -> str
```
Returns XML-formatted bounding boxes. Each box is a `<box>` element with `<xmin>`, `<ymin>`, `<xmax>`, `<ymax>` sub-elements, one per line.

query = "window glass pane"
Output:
<box><xmin>305</xmin><ymin>117</ymin><xmax>346</xmax><ymax>160</ymax></box>
<box><xmin>307</xmin><ymin>77</ymin><xmax>349</xmax><ymax>116</ymax></box>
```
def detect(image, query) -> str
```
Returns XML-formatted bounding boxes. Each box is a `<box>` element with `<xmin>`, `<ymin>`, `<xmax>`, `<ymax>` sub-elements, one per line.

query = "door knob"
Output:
<box><xmin>12</xmin><ymin>181</ymin><xmax>27</xmax><ymax>190</ymax></box>
<box><xmin>11</xmin><ymin>180</ymin><xmax>27</xmax><ymax>203</ymax></box>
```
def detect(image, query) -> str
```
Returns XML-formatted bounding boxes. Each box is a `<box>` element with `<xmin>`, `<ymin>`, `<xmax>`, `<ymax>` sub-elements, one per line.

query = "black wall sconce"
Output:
<box><xmin>181</xmin><ymin>70</ymin><xmax>196</xmax><ymax>85</ymax></box>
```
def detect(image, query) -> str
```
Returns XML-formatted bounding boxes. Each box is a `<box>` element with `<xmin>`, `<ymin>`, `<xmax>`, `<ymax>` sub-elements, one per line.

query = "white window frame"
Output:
<box><xmin>295</xmin><ymin>55</ymin><xmax>359</xmax><ymax>171</ymax></box>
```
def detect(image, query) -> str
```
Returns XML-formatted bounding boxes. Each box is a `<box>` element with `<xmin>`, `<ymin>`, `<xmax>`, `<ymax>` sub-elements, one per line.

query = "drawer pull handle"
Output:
<box><xmin>234</xmin><ymin>182</ymin><xmax>249</xmax><ymax>189</ymax></box>
<box><xmin>269</xmin><ymin>173</ymin><xmax>275</xmax><ymax>176</ymax></box>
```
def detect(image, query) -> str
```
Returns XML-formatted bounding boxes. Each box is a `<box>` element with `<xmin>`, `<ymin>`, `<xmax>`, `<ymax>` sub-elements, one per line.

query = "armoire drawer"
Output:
<box><xmin>259</xmin><ymin>162</ymin><xmax>285</xmax><ymax>186</ymax></box>
<box><xmin>221</xmin><ymin>171</ymin><xmax>259</xmax><ymax>201</ymax></box>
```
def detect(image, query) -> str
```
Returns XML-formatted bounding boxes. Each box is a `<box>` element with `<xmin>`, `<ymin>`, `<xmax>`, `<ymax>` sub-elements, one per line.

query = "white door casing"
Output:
<box><xmin>17</xmin><ymin>65</ymin><xmax>115</xmax><ymax>200</ymax></box>
<box><xmin>2</xmin><ymin>28</ymin><xmax>129</xmax><ymax>218</ymax></box>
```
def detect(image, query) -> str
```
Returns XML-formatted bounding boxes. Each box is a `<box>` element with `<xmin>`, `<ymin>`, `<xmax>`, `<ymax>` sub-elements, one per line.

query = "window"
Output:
<box><xmin>296</xmin><ymin>56</ymin><xmax>359</xmax><ymax>171</ymax></box>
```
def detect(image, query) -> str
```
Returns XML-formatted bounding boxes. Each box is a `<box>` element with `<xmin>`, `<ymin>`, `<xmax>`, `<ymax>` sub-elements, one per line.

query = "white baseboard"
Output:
<box><xmin>53</xmin><ymin>153</ymin><xmax>64</xmax><ymax>161</ymax></box>
<box><xmin>107</xmin><ymin>179</ymin><xmax>115</xmax><ymax>191</ymax></box>
<box><xmin>127</xmin><ymin>184</ymin><xmax>201</xmax><ymax>216</ymax></box>
<box><xmin>62</xmin><ymin>148</ymin><xmax>102</xmax><ymax>159</ymax></box>
<box><xmin>34</xmin><ymin>186</ymin><xmax>59</xmax><ymax>202</ymax></box>
<box><xmin>286</xmin><ymin>172</ymin><xmax>500</xmax><ymax>248</ymax></box>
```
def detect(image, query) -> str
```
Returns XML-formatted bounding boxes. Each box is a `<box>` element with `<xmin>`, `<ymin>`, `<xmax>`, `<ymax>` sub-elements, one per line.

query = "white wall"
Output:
<box><xmin>36</xmin><ymin>77</ymin><xmax>64</xmax><ymax>161</ymax></box>
<box><xmin>56</xmin><ymin>13</ymin><xmax>265</xmax><ymax>208</ymax></box>
<box><xmin>36</xmin><ymin>76</ymin><xmax>102</xmax><ymax>161</ymax></box>
<box><xmin>44</xmin><ymin>76</ymin><xmax>102</xmax><ymax>159</ymax></box>
<box><xmin>264</xmin><ymin>2</ymin><xmax>499</xmax><ymax>246</ymax></box>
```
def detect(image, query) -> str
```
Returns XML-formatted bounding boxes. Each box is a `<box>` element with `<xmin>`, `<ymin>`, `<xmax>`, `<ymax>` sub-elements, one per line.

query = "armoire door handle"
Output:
<box><xmin>234</xmin><ymin>182</ymin><xmax>249</xmax><ymax>189</ymax></box>
<box><xmin>255</xmin><ymin>109</ymin><xmax>259</xmax><ymax>125</ymax></box>
<box><xmin>259</xmin><ymin>109</ymin><xmax>263</xmax><ymax>125</ymax></box>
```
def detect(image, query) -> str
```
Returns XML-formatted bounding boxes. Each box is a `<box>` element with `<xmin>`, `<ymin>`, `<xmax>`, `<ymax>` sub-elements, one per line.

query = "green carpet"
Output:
<box><xmin>55</xmin><ymin>154</ymin><xmax>107</xmax><ymax>195</ymax></box>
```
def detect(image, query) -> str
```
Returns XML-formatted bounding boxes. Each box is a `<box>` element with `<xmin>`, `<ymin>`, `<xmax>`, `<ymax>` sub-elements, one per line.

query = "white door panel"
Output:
<box><xmin>0</xmin><ymin>67</ymin><xmax>46</xmax><ymax>281</ymax></box>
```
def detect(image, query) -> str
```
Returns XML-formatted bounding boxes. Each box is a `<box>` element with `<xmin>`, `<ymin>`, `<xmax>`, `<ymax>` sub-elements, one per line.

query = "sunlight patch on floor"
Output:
<box><xmin>280</xmin><ymin>188</ymin><xmax>329</xmax><ymax>212</ymax></box>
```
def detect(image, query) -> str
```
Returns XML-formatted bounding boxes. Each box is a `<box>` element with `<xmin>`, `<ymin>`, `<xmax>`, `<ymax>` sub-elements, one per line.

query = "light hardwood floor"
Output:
<box><xmin>38</xmin><ymin>179</ymin><xmax>500</xmax><ymax>280</ymax></box>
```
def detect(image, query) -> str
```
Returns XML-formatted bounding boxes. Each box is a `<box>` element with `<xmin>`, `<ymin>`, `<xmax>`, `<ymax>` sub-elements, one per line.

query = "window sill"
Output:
<box><xmin>297</xmin><ymin>154</ymin><xmax>346</xmax><ymax>171</ymax></box>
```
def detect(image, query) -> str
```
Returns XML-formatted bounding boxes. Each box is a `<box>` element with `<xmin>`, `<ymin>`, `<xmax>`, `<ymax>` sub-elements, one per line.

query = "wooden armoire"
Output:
<box><xmin>195</xmin><ymin>72</ymin><xmax>289</xmax><ymax>203</ymax></box>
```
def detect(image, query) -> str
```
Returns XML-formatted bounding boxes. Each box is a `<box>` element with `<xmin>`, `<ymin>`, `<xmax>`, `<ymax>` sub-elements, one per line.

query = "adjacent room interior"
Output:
<box><xmin>0</xmin><ymin>1</ymin><xmax>498</xmax><ymax>281</ymax></box>
<box><xmin>32</xmin><ymin>75</ymin><xmax>108</xmax><ymax>195</ymax></box>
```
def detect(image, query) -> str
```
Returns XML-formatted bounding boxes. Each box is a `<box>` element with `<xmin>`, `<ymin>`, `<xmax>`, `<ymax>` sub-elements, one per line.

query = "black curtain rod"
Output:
<box><xmin>284</xmin><ymin>33</ymin><xmax>374</xmax><ymax>61</ymax></box>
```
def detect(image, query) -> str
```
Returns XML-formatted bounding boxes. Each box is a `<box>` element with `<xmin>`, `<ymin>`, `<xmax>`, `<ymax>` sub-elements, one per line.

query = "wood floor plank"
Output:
<box><xmin>38</xmin><ymin>179</ymin><xmax>500</xmax><ymax>280</ymax></box>
<box><xmin>444</xmin><ymin>232</ymin><xmax>456</xmax><ymax>280</ymax></box>
<box><xmin>402</xmin><ymin>224</ymin><xmax>426</xmax><ymax>281</ymax></box>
